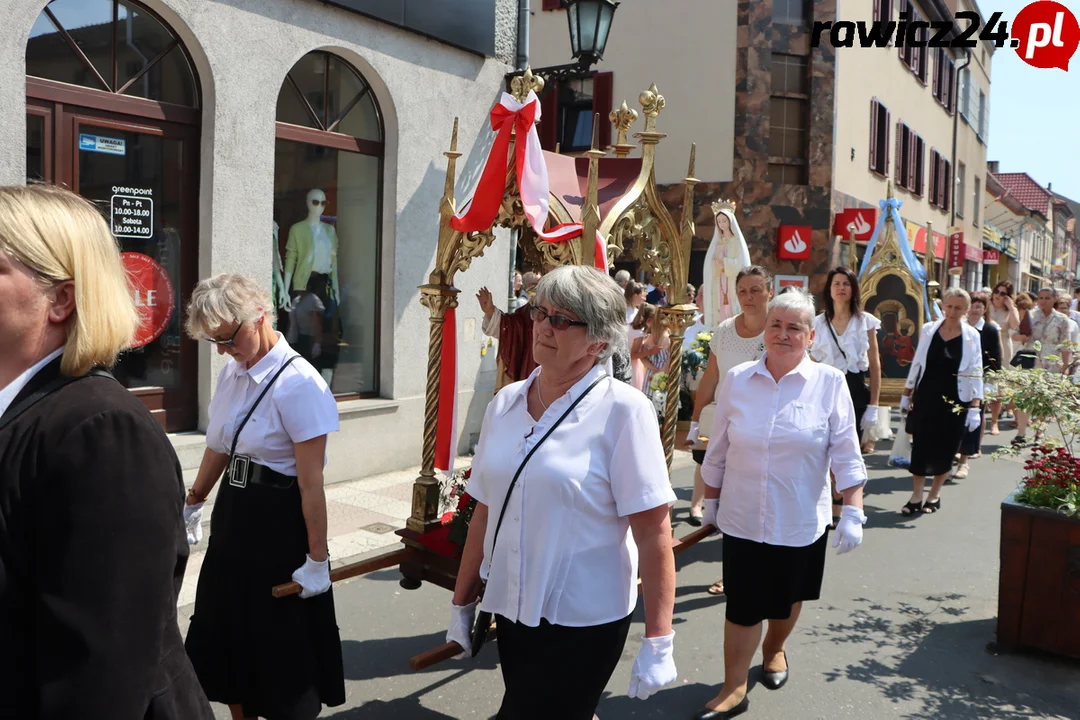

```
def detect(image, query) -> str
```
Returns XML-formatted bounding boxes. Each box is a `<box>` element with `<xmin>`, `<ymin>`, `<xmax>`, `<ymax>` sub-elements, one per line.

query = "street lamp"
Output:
<box><xmin>506</xmin><ymin>0</ymin><xmax>620</xmax><ymax>89</ymax></box>
<box><xmin>566</xmin><ymin>0</ymin><xmax>619</xmax><ymax>66</ymax></box>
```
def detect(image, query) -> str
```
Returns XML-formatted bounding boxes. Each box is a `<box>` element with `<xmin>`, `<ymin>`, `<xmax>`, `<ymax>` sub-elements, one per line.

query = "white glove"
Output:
<box><xmin>628</xmin><ymin>632</ymin><xmax>677</xmax><ymax>700</ymax></box>
<box><xmin>291</xmin><ymin>555</ymin><xmax>332</xmax><ymax>599</ymax></box>
<box><xmin>702</xmin><ymin>498</ymin><xmax>719</xmax><ymax>530</ymax></box>
<box><xmin>861</xmin><ymin>405</ymin><xmax>879</xmax><ymax>430</ymax></box>
<box><xmin>446</xmin><ymin>600</ymin><xmax>477</xmax><ymax>658</ymax></box>
<box><xmin>966</xmin><ymin>407</ymin><xmax>981</xmax><ymax>432</ymax></box>
<box><xmin>900</xmin><ymin>395</ymin><xmax>911</xmax><ymax>412</ymax></box>
<box><xmin>686</xmin><ymin>422</ymin><xmax>700</xmax><ymax>446</ymax></box>
<box><xmin>183</xmin><ymin>501</ymin><xmax>204</xmax><ymax>546</ymax></box>
<box><xmin>832</xmin><ymin>505</ymin><xmax>866</xmax><ymax>555</ymax></box>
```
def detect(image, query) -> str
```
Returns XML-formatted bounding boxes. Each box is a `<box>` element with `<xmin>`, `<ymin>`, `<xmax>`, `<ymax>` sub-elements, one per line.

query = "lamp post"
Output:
<box><xmin>506</xmin><ymin>0</ymin><xmax>620</xmax><ymax>89</ymax></box>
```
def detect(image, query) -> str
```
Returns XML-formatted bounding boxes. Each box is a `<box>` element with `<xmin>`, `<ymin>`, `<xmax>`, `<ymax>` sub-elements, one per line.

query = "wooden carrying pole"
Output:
<box><xmin>272</xmin><ymin>549</ymin><xmax>409</xmax><ymax>598</ymax></box>
<box><xmin>407</xmin><ymin>524</ymin><xmax>718</xmax><ymax>670</ymax></box>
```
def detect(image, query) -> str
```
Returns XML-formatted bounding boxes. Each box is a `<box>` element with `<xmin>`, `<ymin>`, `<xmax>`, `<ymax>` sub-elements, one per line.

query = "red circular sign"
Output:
<box><xmin>122</xmin><ymin>252</ymin><xmax>175</xmax><ymax>348</ymax></box>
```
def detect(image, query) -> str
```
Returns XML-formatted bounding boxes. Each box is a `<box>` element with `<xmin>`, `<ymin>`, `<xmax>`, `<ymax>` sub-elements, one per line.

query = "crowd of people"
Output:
<box><xmin>2</xmin><ymin>184</ymin><xmax>1077</xmax><ymax>720</ymax></box>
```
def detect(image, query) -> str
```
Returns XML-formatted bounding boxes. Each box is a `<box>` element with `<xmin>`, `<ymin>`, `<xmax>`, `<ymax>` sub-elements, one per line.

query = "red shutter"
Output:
<box><xmin>540</xmin><ymin>81</ymin><xmax>559</xmax><ymax>151</ymax></box>
<box><xmin>592</xmin><ymin>71</ymin><xmax>614</xmax><ymax>150</ymax></box>
<box><xmin>895</xmin><ymin>121</ymin><xmax>903</xmax><ymax>184</ymax></box>
<box><xmin>542</xmin><ymin>0</ymin><xmax>561</xmax><ymax>10</ymax></box>
<box><xmin>869</xmin><ymin>100</ymin><xmax>878</xmax><ymax>173</ymax></box>
<box><xmin>944</xmin><ymin>160</ymin><xmax>952</xmax><ymax>210</ymax></box>
<box><xmin>884</xmin><ymin>108</ymin><xmax>891</xmax><ymax>176</ymax></box>
<box><xmin>932</xmin><ymin>49</ymin><xmax>940</xmax><ymax>98</ymax></box>
<box><xmin>907</xmin><ymin>130</ymin><xmax>917</xmax><ymax>190</ymax></box>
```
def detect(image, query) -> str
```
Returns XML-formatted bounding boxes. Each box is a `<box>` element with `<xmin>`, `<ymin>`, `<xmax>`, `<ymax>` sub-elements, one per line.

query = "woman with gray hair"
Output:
<box><xmin>899</xmin><ymin>287</ymin><xmax>983</xmax><ymax>515</ymax></box>
<box><xmin>697</xmin><ymin>289</ymin><xmax>867</xmax><ymax>719</ymax></box>
<box><xmin>182</xmin><ymin>274</ymin><xmax>345</xmax><ymax>720</ymax></box>
<box><xmin>448</xmin><ymin>265</ymin><xmax>678</xmax><ymax>719</ymax></box>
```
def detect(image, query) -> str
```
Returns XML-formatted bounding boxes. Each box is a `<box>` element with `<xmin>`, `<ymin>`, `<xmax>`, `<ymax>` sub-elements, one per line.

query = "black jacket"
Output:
<box><xmin>0</xmin><ymin>359</ymin><xmax>212</xmax><ymax>720</ymax></box>
<box><xmin>980</xmin><ymin>320</ymin><xmax>1003</xmax><ymax>372</ymax></box>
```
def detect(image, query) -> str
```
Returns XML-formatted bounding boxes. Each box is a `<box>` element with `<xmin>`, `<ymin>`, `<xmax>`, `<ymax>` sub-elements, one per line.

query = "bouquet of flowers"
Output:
<box><xmin>683</xmin><ymin>331</ymin><xmax>713</xmax><ymax>381</ymax></box>
<box><xmin>439</xmin><ymin>467</ymin><xmax>478</xmax><ymax>551</ymax></box>
<box><xmin>650</xmin><ymin>371</ymin><xmax>669</xmax><ymax>415</ymax></box>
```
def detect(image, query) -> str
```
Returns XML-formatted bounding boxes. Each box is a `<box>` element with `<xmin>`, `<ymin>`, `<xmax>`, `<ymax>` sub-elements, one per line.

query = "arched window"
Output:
<box><xmin>26</xmin><ymin>0</ymin><xmax>198</xmax><ymax>108</ymax></box>
<box><xmin>273</xmin><ymin>51</ymin><xmax>384</xmax><ymax>398</ymax></box>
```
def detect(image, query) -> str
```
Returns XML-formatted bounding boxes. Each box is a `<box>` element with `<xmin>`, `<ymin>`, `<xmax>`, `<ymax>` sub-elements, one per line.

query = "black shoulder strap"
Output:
<box><xmin>229</xmin><ymin>356</ymin><xmax>300</xmax><ymax>458</ymax></box>
<box><xmin>824</xmin><ymin>315</ymin><xmax>848</xmax><ymax>361</ymax></box>
<box><xmin>0</xmin><ymin>368</ymin><xmax>115</xmax><ymax>432</ymax></box>
<box><xmin>487</xmin><ymin>376</ymin><xmax>605</xmax><ymax>568</ymax></box>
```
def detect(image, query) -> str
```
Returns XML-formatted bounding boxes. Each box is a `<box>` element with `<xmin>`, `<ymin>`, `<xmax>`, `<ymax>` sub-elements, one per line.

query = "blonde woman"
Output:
<box><xmin>0</xmin><ymin>185</ymin><xmax>212</xmax><ymax>719</ymax></box>
<box><xmin>183</xmin><ymin>275</ymin><xmax>344</xmax><ymax>720</ymax></box>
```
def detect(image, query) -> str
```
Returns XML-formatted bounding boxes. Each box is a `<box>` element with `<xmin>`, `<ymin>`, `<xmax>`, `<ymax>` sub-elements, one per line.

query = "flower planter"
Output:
<box><xmin>997</xmin><ymin>490</ymin><xmax>1080</xmax><ymax>659</ymax></box>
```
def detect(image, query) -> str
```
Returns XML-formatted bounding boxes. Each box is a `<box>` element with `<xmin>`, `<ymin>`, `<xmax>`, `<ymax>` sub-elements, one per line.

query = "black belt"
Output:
<box><xmin>227</xmin><ymin>455</ymin><xmax>296</xmax><ymax>490</ymax></box>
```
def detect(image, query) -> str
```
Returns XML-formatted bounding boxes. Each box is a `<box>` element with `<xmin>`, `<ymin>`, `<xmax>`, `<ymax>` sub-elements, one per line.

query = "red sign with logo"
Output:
<box><xmin>947</xmin><ymin>231</ymin><xmax>965</xmax><ymax>271</ymax></box>
<box><xmin>122</xmin><ymin>252</ymin><xmax>175</xmax><ymax>348</ymax></box>
<box><xmin>833</xmin><ymin>208</ymin><xmax>877</xmax><ymax>241</ymax></box>
<box><xmin>983</xmin><ymin>249</ymin><xmax>1000</xmax><ymax>265</ymax></box>
<box><xmin>777</xmin><ymin>225</ymin><xmax>812</xmax><ymax>261</ymax></box>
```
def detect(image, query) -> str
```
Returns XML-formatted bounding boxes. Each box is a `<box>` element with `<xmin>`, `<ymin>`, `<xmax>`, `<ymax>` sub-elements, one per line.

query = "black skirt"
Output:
<box><xmin>909</xmin><ymin>332</ymin><xmax>967</xmax><ymax>477</ymax></box>
<box><xmin>959</xmin><ymin>406</ymin><xmax>984</xmax><ymax>456</ymax></box>
<box><xmin>185</xmin><ymin>467</ymin><xmax>345</xmax><ymax>719</ymax></box>
<box><xmin>494</xmin><ymin>613</ymin><xmax>633</xmax><ymax>720</ymax></box>
<box><xmin>723</xmin><ymin>532</ymin><xmax>829</xmax><ymax>627</ymax></box>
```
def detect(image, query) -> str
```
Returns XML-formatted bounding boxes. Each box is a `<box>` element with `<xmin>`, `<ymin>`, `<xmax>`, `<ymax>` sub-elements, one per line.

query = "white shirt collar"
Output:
<box><xmin>499</xmin><ymin>363</ymin><xmax>608</xmax><ymax>418</ymax></box>
<box><xmin>0</xmin><ymin>347</ymin><xmax>65</xmax><ymax>418</ymax></box>
<box><xmin>233</xmin><ymin>333</ymin><xmax>291</xmax><ymax>384</ymax></box>
<box><xmin>747</xmin><ymin>352</ymin><xmax>814</xmax><ymax>382</ymax></box>
<box><xmin>973</xmin><ymin>317</ymin><xmax>985</xmax><ymax>331</ymax></box>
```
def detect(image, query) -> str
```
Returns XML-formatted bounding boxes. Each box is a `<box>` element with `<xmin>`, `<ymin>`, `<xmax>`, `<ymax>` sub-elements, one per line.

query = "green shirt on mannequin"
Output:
<box><xmin>285</xmin><ymin>221</ymin><xmax>339</xmax><ymax>298</ymax></box>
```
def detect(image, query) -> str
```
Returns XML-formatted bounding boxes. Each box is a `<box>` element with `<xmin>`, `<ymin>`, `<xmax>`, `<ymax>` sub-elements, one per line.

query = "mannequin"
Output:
<box><xmin>701</xmin><ymin>200</ymin><xmax>752</xmax><ymax>329</ymax></box>
<box><xmin>272</xmin><ymin>221</ymin><xmax>289</xmax><ymax>311</ymax></box>
<box><xmin>284</xmin><ymin>189</ymin><xmax>340</xmax><ymax>306</ymax></box>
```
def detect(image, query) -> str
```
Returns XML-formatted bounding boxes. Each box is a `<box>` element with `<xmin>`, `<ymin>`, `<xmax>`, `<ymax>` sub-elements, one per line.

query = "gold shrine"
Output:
<box><xmin>858</xmin><ymin>181</ymin><xmax>931</xmax><ymax>402</ymax></box>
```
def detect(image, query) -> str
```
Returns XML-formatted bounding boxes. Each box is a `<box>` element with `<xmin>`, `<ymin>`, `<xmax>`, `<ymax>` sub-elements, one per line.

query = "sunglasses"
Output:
<box><xmin>994</xmin><ymin>290</ymin><xmax>1009</xmax><ymax>296</ymax></box>
<box><xmin>530</xmin><ymin>306</ymin><xmax>588</xmax><ymax>331</ymax></box>
<box><xmin>204</xmin><ymin>323</ymin><xmax>242</xmax><ymax>348</ymax></box>
<box><xmin>311</xmin><ymin>199</ymin><xmax>327</xmax><ymax>206</ymax></box>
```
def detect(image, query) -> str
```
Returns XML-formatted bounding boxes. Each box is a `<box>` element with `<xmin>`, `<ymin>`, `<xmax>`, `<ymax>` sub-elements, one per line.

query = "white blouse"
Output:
<box><xmin>809</xmin><ymin>311</ymin><xmax>882</xmax><ymax>374</ymax></box>
<box><xmin>701</xmin><ymin>355</ymin><xmax>867</xmax><ymax>547</ymax></box>
<box><xmin>206</xmin><ymin>335</ymin><xmax>339</xmax><ymax>475</ymax></box>
<box><xmin>466</xmin><ymin>364</ymin><xmax>676</xmax><ymax>628</ymax></box>
<box><xmin>708</xmin><ymin>317</ymin><xmax>765</xmax><ymax>382</ymax></box>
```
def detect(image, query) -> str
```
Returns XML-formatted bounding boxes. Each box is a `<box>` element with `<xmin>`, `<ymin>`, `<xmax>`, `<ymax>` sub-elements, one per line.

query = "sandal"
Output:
<box><xmin>922</xmin><ymin>498</ymin><xmax>941</xmax><ymax>514</ymax></box>
<box><xmin>707</xmin><ymin>580</ymin><xmax>726</xmax><ymax>596</ymax></box>
<box><xmin>953</xmin><ymin>464</ymin><xmax>969</xmax><ymax>479</ymax></box>
<box><xmin>1011</xmin><ymin>435</ymin><xmax>1027</xmax><ymax>447</ymax></box>
<box><xmin>900</xmin><ymin>500</ymin><xmax>924</xmax><ymax>515</ymax></box>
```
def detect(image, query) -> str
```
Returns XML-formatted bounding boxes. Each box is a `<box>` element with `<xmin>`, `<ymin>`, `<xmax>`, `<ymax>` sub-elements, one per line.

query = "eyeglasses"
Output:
<box><xmin>994</xmin><ymin>290</ymin><xmax>1009</xmax><ymax>296</ymax></box>
<box><xmin>530</xmin><ymin>306</ymin><xmax>588</xmax><ymax>330</ymax></box>
<box><xmin>204</xmin><ymin>323</ymin><xmax>242</xmax><ymax>348</ymax></box>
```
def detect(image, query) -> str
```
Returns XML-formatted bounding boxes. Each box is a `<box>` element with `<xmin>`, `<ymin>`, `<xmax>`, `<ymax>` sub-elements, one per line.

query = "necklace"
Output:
<box><xmin>536</xmin><ymin>381</ymin><xmax>550</xmax><ymax>410</ymax></box>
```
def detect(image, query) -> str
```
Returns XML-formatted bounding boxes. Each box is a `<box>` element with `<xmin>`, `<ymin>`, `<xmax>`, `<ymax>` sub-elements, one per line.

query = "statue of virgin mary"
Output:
<box><xmin>701</xmin><ymin>200</ymin><xmax>752</xmax><ymax>328</ymax></box>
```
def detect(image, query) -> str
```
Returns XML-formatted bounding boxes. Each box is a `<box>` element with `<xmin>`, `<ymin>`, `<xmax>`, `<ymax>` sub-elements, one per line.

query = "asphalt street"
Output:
<box><xmin>182</xmin><ymin>416</ymin><xmax>1080</xmax><ymax>720</ymax></box>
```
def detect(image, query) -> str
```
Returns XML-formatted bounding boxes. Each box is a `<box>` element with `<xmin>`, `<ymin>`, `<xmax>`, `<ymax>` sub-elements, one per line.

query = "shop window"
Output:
<box><xmin>274</xmin><ymin>51</ymin><xmax>384</xmax><ymax>398</ymax></box>
<box><xmin>26</xmin><ymin>0</ymin><xmax>198</xmax><ymax>108</ymax></box>
<box><xmin>538</xmin><ymin>72</ymin><xmax>612</xmax><ymax>152</ymax></box>
<box><xmin>869</xmin><ymin>99</ymin><xmax>890</xmax><ymax>176</ymax></box>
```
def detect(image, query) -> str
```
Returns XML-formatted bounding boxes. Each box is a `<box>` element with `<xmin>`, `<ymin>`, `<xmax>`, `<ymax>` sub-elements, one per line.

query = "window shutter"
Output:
<box><xmin>930</xmin><ymin>151</ymin><xmax>938</xmax><ymax>205</ymax></box>
<box><xmin>592</xmin><ymin>72</ymin><xmax>614</xmax><ymax>150</ymax></box>
<box><xmin>542</xmin><ymin>0</ymin><xmax>562</xmax><ymax>11</ymax></box>
<box><xmin>907</xmin><ymin>131</ymin><xmax>916</xmax><ymax>190</ymax></box>
<box><xmin>539</xmin><ymin>81</ymin><xmax>559</xmax><ymax>150</ymax></box>
<box><xmin>915</xmin><ymin>137</ymin><xmax>924</xmax><ymax>195</ymax></box>
<box><xmin>895</xmin><ymin>121</ymin><xmax>903</xmax><ymax>184</ymax></box>
<box><xmin>884</xmin><ymin>108</ymin><xmax>891</xmax><ymax>176</ymax></box>
<box><xmin>869</xmin><ymin>101</ymin><xmax>878</xmax><ymax>172</ymax></box>
<box><xmin>932</xmin><ymin>49</ymin><xmax>940</xmax><ymax>97</ymax></box>
<box><xmin>944</xmin><ymin>160</ymin><xmax>952</xmax><ymax>210</ymax></box>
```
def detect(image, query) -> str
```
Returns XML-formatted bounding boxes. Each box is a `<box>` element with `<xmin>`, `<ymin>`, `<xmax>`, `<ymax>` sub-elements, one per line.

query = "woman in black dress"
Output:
<box><xmin>955</xmin><ymin>291</ymin><xmax>1002</xmax><ymax>478</ymax></box>
<box><xmin>183</xmin><ymin>274</ymin><xmax>344</xmax><ymax>720</ymax></box>
<box><xmin>900</xmin><ymin>288</ymin><xmax>985</xmax><ymax>515</ymax></box>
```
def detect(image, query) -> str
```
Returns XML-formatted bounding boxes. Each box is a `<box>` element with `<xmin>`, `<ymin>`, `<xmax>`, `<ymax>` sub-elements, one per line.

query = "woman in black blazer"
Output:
<box><xmin>0</xmin><ymin>185</ymin><xmax>212</xmax><ymax>720</ymax></box>
<box><xmin>955</xmin><ymin>291</ymin><xmax>1003</xmax><ymax>478</ymax></box>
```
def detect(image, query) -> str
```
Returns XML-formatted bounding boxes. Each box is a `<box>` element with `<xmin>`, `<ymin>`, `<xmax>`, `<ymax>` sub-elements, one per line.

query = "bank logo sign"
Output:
<box><xmin>811</xmin><ymin>1</ymin><xmax>1079</xmax><ymax>70</ymax></box>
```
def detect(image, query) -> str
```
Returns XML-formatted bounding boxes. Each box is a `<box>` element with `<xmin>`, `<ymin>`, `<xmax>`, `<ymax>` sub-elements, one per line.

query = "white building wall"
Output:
<box><xmin>0</xmin><ymin>0</ymin><xmax>518</xmax><ymax>481</ymax></box>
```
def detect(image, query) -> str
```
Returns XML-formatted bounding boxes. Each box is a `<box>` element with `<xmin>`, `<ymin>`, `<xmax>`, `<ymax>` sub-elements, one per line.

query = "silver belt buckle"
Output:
<box><xmin>228</xmin><ymin>454</ymin><xmax>251</xmax><ymax>488</ymax></box>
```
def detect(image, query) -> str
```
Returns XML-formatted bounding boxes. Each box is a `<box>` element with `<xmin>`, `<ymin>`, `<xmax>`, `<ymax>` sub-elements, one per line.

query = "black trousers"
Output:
<box><xmin>495</xmin><ymin>613</ymin><xmax>633</xmax><ymax>720</ymax></box>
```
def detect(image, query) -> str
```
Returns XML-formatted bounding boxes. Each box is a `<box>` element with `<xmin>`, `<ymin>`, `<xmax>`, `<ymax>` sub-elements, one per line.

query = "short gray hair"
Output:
<box><xmin>766</xmin><ymin>287</ymin><xmax>816</xmax><ymax>329</ymax></box>
<box><xmin>534</xmin><ymin>265</ymin><xmax>627</xmax><ymax>363</ymax></box>
<box><xmin>942</xmin><ymin>287</ymin><xmax>971</xmax><ymax>305</ymax></box>
<box><xmin>185</xmin><ymin>273</ymin><xmax>276</xmax><ymax>339</ymax></box>
<box><xmin>614</xmin><ymin>269</ymin><xmax>631</xmax><ymax>286</ymax></box>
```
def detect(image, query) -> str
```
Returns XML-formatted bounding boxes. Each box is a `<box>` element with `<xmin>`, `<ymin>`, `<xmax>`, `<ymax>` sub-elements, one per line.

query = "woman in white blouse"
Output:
<box><xmin>988</xmin><ymin>281</ymin><xmax>1020</xmax><ymax>434</ymax></box>
<box><xmin>447</xmin><ymin>265</ymin><xmax>678</xmax><ymax>719</ymax></box>
<box><xmin>809</xmin><ymin>267</ymin><xmax>882</xmax><ymax>523</ymax></box>
<box><xmin>686</xmin><ymin>265</ymin><xmax>771</xmax><ymax>594</ymax></box>
<box><xmin>697</xmin><ymin>289</ymin><xmax>867</xmax><ymax>720</ymax></box>
<box><xmin>182</xmin><ymin>274</ymin><xmax>345</xmax><ymax>720</ymax></box>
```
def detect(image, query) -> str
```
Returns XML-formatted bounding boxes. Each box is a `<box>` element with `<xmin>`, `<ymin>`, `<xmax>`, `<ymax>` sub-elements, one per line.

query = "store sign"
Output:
<box><xmin>983</xmin><ymin>249</ymin><xmax>1001</xmax><ymax>265</ymax></box>
<box><xmin>775</xmin><ymin>275</ymin><xmax>809</xmax><ymax>294</ymax></box>
<box><xmin>833</xmin><ymin>208</ymin><xmax>877</xmax><ymax>241</ymax></box>
<box><xmin>777</xmin><ymin>225</ymin><xmax>812</xmax><ymax>260</ymax></box>
<box><xmin>122</xmin><ymin>253</ymin><xmax>175</xmax><ymax>348</ymax></box>
<box><xmin>110</xmin><ymin>187</ymin><xmax>154</xmax><ymax>239</ymax></box>
<box><xmin>79</xmin><ymin>133</ymin><xmax>126</xmax><ymax>155</ymax></box>
<box><xmin>947</xmin><ymin>229</ymin><xmax>965</xmax><ymax>272</ymax></box>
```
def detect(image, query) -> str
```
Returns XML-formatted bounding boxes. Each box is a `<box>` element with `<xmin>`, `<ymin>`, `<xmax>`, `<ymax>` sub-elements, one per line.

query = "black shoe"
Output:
<box><xmin>687</xmin><ymin>515</ymin><xmax>703</xmax><ymax>527</ymax></box>
<box><xmin>693</xmin><ymin>696</ymin><xmax>750</xmax><ymax>720</ymax></box>
<box><xmin>762</xmin><ymin>651</ymin><xmax>789</xmax><ymax>690</ymax></box>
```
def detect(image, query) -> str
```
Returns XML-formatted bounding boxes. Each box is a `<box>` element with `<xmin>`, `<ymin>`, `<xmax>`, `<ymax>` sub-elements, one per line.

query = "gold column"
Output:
<box><xmin>847</xmin><ymin>225</ymin><xmax>858</xmax><ymax>270</ymax></box>
<box><xmin>657</xmin><ymin>144</ymin><xmax>698</xmax><ymax>474</ymax></box>
<box><xmin>924</xmin><ymin>220</ymin><xmax>936</xmax><ymax>279</ymax></box>
<box><xmin>581</xmin><ymin>116</ymin><xmax>603</xmax><ymax>269</ymax></box>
